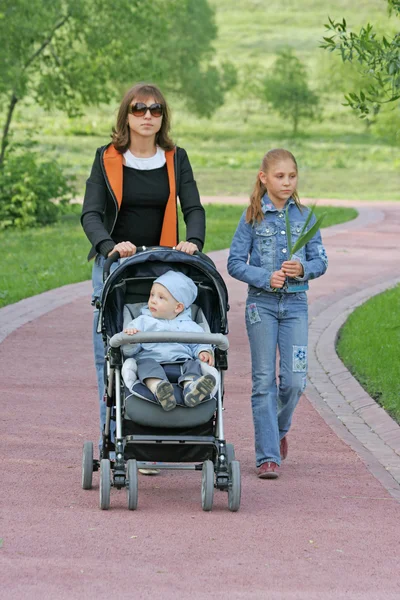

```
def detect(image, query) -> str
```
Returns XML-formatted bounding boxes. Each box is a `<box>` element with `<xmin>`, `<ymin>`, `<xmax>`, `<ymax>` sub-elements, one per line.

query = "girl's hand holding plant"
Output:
<box><xmin>282</xmin><ymin>260</ymin><xmax>304</xmax><ymax>278</ymax></box>
<box><xmin>270</xmin><ymin>269</ymin><xmax>286</xmax><ymax>289</ymax></box>
<box><xmin>271</xmin><ymin>204</ymin><xmax>325</xmax><ymax>291</ymax></box>
<box><xmin>284</xmin><ymin>203</ymin><xmax>325</xmax><ymax>264</ymax></box>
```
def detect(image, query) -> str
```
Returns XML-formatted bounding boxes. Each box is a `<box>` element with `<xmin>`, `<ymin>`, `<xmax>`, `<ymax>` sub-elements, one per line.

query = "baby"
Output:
<box><xmin>123</xmin><ymin>270</ymin><xmax>216</xmax><ymax>411</ymax></box>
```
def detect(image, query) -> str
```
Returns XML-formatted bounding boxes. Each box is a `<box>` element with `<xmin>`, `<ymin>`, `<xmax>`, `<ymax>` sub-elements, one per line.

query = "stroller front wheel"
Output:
<box><xmin>99</xmin><ymin>459</ymin><xmax>111</xmax><ymax>510</ymax></box>
<box><xmin>228</xmin><ymin>460</ymin><xmax>241</xmax><ymax>512</ymax></box>
<box><xmin>126</xmin><ymin>459</ymin><xmax>138</xmax><ymax>510</ymax></box>
<box><xmin>201</xmin><ymin>460</ymin><xmax>214</xmax><ymax>511</ymax></box>
<box><xmin>82</xmin><ymin>441</ymin><xmax>93</xmax><ymax>490</ymax></box>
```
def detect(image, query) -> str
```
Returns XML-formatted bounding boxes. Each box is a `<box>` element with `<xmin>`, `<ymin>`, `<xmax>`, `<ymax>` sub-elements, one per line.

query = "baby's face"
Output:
<box><xmin>148</xmin><ymin>283</ymin><xmax>183</xmax><ymax>319</ymax></box>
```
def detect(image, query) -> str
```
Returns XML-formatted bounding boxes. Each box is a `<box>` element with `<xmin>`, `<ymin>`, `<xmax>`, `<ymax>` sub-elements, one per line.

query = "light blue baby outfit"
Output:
<box><xmin>123</xmin><ymin>306</ymin><xmax>212</xmax><ymax>362</ymax></box>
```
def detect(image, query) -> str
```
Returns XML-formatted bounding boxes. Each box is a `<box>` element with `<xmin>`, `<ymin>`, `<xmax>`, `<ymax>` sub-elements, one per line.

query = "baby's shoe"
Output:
<box><xmin>154</xmin><ymin>380</ymin><xmax>176</xmax><ymax>411</ymax></box>
<box><xmin>184</xmin><ymin>374</ymin><xmax>216</xmax><ymax>407</ymax></box>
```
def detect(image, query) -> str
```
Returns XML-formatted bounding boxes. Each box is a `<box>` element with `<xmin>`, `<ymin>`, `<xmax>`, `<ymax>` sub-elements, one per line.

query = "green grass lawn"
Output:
<box><xmin>336</xmin><ymin>284</ymin><xmax>400</xmax><ymax>423</ymax></box>
<box><xmin>0</xmin><ymin>204</ymin><xmax>355</xmax><ymax>308</ymax></box>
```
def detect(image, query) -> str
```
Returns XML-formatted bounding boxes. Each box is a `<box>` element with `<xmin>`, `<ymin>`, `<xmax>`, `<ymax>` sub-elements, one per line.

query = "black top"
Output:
<box><xmin>81</xmin><ymin>145</ymin><xmax>205</xmax><ymax>260</ymax></box>
<box><xmin>111</xmin><ymin>165</ymin><xmax>169</xmax><ymax>249</ymax></box>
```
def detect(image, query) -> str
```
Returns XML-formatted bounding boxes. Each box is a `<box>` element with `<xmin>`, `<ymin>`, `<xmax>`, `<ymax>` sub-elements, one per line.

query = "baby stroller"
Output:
<box><xmin>81</xmin><ymin>247</ymin><xmax>241</xmax><ymax>512</ymax></box>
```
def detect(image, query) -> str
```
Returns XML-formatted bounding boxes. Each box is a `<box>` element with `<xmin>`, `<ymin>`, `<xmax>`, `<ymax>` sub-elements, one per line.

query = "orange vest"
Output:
<box><xmin>103</xmin><ymin>144</ymin><xmax>177</xmax><ymax>247</ymax></box>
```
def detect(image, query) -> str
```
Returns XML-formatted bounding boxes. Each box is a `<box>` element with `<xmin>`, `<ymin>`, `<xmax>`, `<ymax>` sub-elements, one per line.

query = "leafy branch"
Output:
<box><xmin>320</xmin><ymin>7</ymin><xmax>400</xmax><ymax>119</ymax></box>
<box><xmin>0</xmin><ymin>11</ymin><xmax>70</xmax><ymax>165</ymax></box>
<box><xmin>285</xmin><ymin>205</ymin><xmax>326</xmax><ymax>259</ymax></box>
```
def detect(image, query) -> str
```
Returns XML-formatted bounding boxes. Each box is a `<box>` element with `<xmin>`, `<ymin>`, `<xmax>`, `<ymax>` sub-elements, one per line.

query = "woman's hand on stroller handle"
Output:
<box><xmin>108</xmin><ymin>241</ymin><xmax>137</xmax><ymax>259</ymax></box>
<box><xmin>103</xmin><ymin>244</ymin><xmax>201</xmax><ymax>281</ymax></box>
<box><xmin>103</xmin><ymin>242</ymin><xmax>137</xmax><ymax>281</ymax></box>
<box><xmin>175</xmin><ymin>241</ymin><xmax>198</xmax><ymax>255</ymax></box>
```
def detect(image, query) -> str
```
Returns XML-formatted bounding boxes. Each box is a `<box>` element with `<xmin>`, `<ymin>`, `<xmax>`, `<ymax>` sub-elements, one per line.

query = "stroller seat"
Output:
<box><xmin>121</xmin><ymin>302</ymin><xmax>218</xmax><ymax>429</ymax></box>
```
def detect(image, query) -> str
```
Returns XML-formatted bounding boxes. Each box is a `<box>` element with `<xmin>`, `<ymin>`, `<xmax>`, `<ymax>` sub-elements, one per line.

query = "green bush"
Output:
<box><xmin>0</xmin><ymin>150</ymin><xmax>74</xmax><ymax>229</ymax></box>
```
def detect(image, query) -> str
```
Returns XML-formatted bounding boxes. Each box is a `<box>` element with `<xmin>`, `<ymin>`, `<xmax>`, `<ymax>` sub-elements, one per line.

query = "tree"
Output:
<box><xmin>0</xmin><ymin>0</ymin><xmax>235</xmax><ymax>165</ymax></box>
<box><xmin>320</xmin><ymin>1</ymin><xmax>400</xmax><ymax>120</ymax></box>
<box><xmin>260</xmin><ymin>48</ymin><xmax>321</xmax><ymax>135</ymax></box>
<box><xmin>316</xmin><ymin>53</ymin><xmax>380</xmax><ymax>129</ymax></box>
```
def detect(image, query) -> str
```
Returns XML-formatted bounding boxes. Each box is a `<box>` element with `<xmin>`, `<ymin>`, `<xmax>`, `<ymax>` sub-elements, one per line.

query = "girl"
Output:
<box><xmin>227</xmin><ymin>149</ymin><xmax>328</xmax><ymax>479</ymax></box>
<box><xmin>81</xmin><ymin>82</ymin><xmax>205</xmax><ymax>469</ymax></box>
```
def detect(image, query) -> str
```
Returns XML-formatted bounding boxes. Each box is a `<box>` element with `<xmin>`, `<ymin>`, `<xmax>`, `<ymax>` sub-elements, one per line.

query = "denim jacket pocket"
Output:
<box><xmin>290</xmin><ymin>222</ymin><xmax>306</xmax><ymax>261</ymax></box>
<box><xmin>255</xmin><ymin>223</ymin><xmax>277</xmax><ymax>271</ymax></box>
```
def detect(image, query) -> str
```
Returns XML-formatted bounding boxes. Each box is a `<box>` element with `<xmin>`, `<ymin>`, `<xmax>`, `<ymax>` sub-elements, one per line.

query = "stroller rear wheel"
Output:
<box><xmin>228</xmin><ymin>460</ymin><xmax>241</xmax><ymax>512</ymax></box>
<box><xmin>82</xmin><ymin>441</ymin><xmax>93</xmax><ymax>490</ymax></box>
<box><xmin>201</xmin><ymin>460</ymin><xmax>214</xmax><ymax>511</ymax></box>
<box><xmin>126</xmin><ymin>459</ymin><xmax>138</xmax><ymax>510</ymax></box>
<box><xmin>100</xmin><ymin>459</ymin><xmax>111</xmax><ymax>510</ymax></box>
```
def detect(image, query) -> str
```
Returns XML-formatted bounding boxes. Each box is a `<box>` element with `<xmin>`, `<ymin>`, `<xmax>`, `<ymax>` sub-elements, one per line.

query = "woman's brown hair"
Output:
<box><xmin>111</xmin><ymin>82</ymin><xmax>175</xmax><ymax>152</ymax></box>
<box><xmin>246</xmin><ymin>148</ymin><xmax>301</xmax><ymax>224</ymax></box>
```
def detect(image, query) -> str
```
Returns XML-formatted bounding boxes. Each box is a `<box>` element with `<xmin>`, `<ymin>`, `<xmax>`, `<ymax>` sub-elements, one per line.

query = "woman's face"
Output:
<box><xmin>127</xmin><ymin>95</ymin><xmax>163</xmax><ymax>142</ymax></box>
<box><xmin>259</xmin><ymin>159</ymin><xmax>298</xmax><ymax>207</ymax></box>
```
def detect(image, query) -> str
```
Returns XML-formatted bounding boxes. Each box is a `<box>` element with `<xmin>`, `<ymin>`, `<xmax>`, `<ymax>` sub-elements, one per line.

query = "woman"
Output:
<box><xmin>81</xmin><ymin>82</ymin><xmax>206</xmax><ymax>454</ymax></box>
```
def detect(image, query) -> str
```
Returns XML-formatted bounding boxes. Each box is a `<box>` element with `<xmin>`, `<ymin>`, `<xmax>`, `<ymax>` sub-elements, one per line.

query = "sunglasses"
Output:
<box><xmin>129</xmin><ymin>102</ymin><xmax>163</xmax><ymax>118</ymax></box>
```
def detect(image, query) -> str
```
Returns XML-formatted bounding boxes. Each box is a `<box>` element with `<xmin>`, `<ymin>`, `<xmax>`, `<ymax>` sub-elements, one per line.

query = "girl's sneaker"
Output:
<box><xmin>154</xmin><ymin>380</ymin><xmax>176</xmax><ymax>411</ymax></box>
<box><xmin>257</xmin><ymin>462</ymin><xmax>279</xmax><ymax>479</ymax></box>
<box><xmin>183</xmin><ymin>374</ymin><xmax>216</xmax><ymax>407</ymax></box>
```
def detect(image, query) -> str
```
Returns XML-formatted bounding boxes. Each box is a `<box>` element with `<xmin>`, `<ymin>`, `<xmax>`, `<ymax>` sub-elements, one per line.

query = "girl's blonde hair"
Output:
<box><xmin>246</xmin><ymin>148</ymin><xmax>301</xmax><ymax>224</ymax></box>
<box><xmin>111</xmin><ymin>82</ymin><xmax>175</xmax><ymax>152</ymax></box>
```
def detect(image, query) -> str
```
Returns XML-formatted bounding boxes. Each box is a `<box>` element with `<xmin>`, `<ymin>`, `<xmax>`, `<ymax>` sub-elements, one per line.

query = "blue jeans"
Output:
<box><xmin>245</xmin><ymin>291</ymin><xmax>308</xmax><ymax>467</ymax></box>
<box><xmin>92</xmin><ymin>254</ymin><xmax>119</xmax><ymax>443</ymax></box>
<box><xmin>136</xmin><ymin>358</ymin><xmax>203</xmax><ymax>385</ymax></box>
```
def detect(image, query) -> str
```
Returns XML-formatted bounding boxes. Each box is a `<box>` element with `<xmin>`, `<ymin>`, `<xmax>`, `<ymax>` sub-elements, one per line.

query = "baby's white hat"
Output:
<box><xmin>154</xmin><ymin>270</ymin><xmax>198</xmax><ymax>309</ymax></box>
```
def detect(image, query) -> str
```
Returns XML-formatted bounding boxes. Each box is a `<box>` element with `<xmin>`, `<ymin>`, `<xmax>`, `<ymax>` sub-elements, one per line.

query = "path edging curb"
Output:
<box><xmin>0</xmin><ymin>280</ymin><xmax>92</xmax><ymax>344</ymax></box>
<box><xmin>307</xmin><ymin>276</ymin><xmax>400</xmax><ymax>501</ymax></box>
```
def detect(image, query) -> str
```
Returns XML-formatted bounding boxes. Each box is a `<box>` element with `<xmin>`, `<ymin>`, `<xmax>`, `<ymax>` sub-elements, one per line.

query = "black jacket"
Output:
<box><xmin>81</xmin><ymin>144</ymin><xmax>205</xmax><ymax>260</ymax></box>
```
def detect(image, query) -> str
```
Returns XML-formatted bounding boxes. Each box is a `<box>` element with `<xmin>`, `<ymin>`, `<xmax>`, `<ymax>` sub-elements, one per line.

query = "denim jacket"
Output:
<box><xmin>227</xmin><ymin>195</ymin><xmax>328</xmax><ymax>294</ymax></box>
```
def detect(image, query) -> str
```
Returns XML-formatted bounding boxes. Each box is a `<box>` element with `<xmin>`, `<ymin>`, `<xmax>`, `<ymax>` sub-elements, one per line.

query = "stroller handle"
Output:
<box><xmin>102</xmin><ymin>246</ymin><xmax>206</xmax><ymax>281</ymax></box>
<box><xmin>103</xmin><ymin>251</ymin><xmax>120</xmax><ymax>282</ymax></box>
<box><xmin>109</xmin><ymin>331</ymin><xmax>229</xmax><ymax>351</ymax></box>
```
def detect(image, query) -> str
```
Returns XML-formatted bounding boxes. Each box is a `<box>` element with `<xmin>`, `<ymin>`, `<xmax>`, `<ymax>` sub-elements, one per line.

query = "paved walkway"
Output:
<box><xmin>1</xmin><ymin>199</ymin><xmax>400</xmax><ymax>599</ymax></box>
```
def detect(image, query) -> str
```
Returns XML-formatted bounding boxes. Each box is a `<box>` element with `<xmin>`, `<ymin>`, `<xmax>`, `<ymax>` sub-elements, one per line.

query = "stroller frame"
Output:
<box><xmin>82</xmin><ymin>248</ymin><xmax>241</xmax><ymax>512</ymax></box>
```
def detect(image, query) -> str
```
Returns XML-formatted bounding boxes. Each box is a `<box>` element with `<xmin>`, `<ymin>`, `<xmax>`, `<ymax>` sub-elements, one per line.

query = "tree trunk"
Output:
<box><xmin>0</xmin><ymin>13</ymin><xmax>70</xmax><ymax>167</ymax></box>
<box><xmin>0</xmin><ymin>93</ymin><xmax>18</xmax><ymax>167</ymax></box>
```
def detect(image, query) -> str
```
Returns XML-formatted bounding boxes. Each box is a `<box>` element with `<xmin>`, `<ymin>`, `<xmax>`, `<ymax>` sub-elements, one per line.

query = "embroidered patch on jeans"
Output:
<box><xmin>293</xmin><ymin>345</ymin><xmax>307</xmax><ymax>372</ymax></box>
<box><xmin>247</xmin><ymin>303</ymin><xmax>261</xmax><ymax>324</ymax></box>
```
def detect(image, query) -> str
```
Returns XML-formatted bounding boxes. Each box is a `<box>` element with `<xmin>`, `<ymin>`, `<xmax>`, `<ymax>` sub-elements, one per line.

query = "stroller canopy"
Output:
<box><xmin>99</xmin><ymin>248</ymin><xmax>229</xmax><ymax>339</ymax></box>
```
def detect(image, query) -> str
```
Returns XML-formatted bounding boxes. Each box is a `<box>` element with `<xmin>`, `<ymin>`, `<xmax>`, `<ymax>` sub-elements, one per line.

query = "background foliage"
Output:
<box><xmin>2</xmin><ymin>0</ymin><xmax>395</xmax><ymax>206</ymax></box>
<box><xmin>0</xmin><ymin>0</ymin><xmax>232</xmax><ymax>141</ymax></box>
<box><xmin>321</xmin><ymin>1</ymin><xmax>400</xmax><ymax>119</ymax></box>
<box><xmin>0</xmin><ymin>0</ymin><xmax>235</xmax><ymax>228</ymax></box>
<box><xmin>260</xmin><ymin>48</ymin><xmax>321</xmax><ymax>134</ymax></box>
